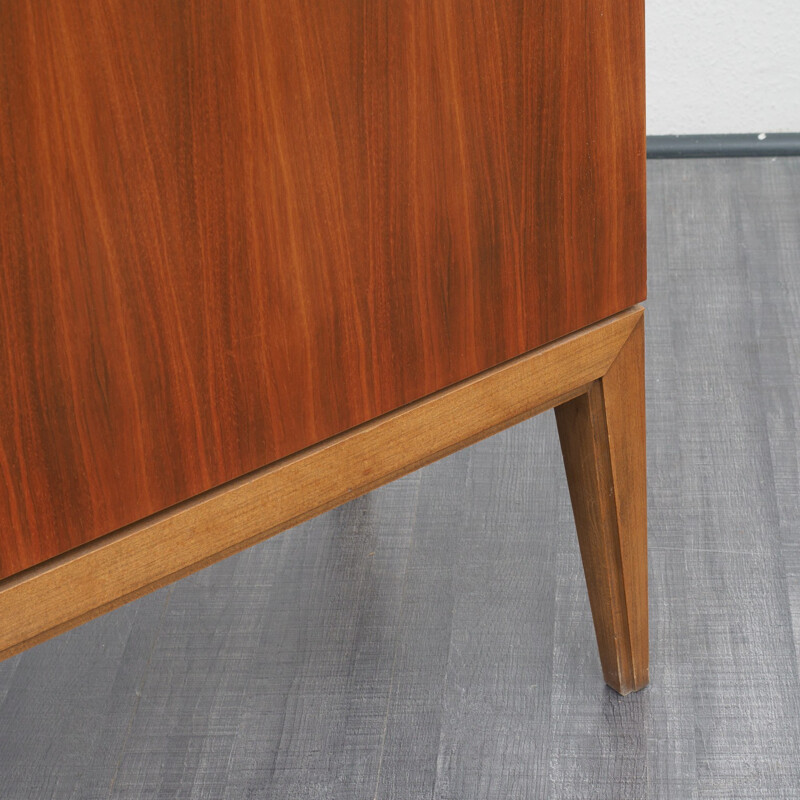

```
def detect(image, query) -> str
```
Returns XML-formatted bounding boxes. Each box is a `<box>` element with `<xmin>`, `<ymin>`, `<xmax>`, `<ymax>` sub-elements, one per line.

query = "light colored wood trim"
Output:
<box><xmin>0</xmin><ymin>307</ymin><xmax>643</xmax><ymax>662</ymax></box>
<box><xmin>554</xmin><ymin>315</ymin><xmax>648</xmax><ymax>695</ymax></box>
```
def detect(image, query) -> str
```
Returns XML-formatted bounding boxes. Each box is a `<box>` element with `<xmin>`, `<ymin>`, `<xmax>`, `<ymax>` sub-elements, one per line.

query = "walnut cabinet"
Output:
<box><xmin>0</xmin><ymin>0</ymin><xmax>647</xmax><ymax>694</ymax></box>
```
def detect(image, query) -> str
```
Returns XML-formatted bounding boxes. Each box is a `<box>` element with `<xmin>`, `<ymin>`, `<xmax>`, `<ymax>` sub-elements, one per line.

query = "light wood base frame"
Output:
<box><xmin>0</xmin><ymin>307</ymin><xmax>648</xmax><ymax>695</ymax></box>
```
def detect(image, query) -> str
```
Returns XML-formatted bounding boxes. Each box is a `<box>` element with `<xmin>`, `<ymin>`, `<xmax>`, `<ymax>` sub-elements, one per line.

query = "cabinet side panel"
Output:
<box><xmin>0</xmin><ymin>0</ymin><xmax>645</xmax><ymax>577</ymax></box>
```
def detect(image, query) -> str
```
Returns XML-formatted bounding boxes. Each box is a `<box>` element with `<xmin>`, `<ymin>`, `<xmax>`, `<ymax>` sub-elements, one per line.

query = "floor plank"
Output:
<box><xmin>1</xmin><ymin>158</ymin><xmax>799</xmax><ymax>798</ymax></box>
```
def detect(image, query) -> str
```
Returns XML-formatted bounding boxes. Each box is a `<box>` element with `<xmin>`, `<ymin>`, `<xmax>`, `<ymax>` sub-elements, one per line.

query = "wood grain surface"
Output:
<box><xmin>0</xmin><ymin>1</ymin><xmax>646</xmax><ymax>577</ymax></box>
<box><xmin>0</xmin><ymin>307</ymin><xmax>642</xmax><ymax>662</ymax></box>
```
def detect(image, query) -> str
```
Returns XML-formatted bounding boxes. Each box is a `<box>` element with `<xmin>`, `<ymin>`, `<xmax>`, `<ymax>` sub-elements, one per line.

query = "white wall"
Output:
<box><xmin>646</xmin><ymin>0</ymin><xmax>800</xmax><ymax>134</ymax></box>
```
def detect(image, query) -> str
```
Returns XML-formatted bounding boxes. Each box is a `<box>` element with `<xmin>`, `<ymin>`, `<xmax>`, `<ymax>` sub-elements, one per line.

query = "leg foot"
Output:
<box><xmin>554</xmin><ymin>317</ymin><xmax>648</xmax><ymax>695</ymax></box>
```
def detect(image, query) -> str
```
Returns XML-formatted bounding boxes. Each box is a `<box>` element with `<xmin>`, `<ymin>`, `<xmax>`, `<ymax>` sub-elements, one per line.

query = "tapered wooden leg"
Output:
<box><xmin>554</xmin><ymin>316</ymin><xmax>648</xmax><ymax>695</ymax></box>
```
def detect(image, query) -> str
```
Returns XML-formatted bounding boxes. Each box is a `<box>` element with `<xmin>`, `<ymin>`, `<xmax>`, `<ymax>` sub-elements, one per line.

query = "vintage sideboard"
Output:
<box><xmin>0</xmin><ymin>0</ymin><xmax>647</xmax><ymax>695</ymax></box>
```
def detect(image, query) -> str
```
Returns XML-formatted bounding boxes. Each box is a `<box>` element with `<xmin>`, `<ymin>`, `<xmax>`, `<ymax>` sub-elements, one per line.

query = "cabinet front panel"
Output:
<box><xmin>0</xmin><ymin>0</ymin><xmax>645</xmax><ymax>578</ymax></box>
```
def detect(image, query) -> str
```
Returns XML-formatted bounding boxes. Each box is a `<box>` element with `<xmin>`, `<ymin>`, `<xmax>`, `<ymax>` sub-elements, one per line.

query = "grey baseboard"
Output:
<box><xmin>647</xmin><ymin>133</ymin><xmax>800</xmax><ymax>159</ymax></box>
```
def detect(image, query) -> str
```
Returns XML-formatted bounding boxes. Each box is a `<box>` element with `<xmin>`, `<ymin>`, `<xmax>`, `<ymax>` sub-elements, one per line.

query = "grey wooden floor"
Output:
<box><xmin>2</xmin><ymin>158</ymin><xmax>800</xmax><ymax>799</ymax></box>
